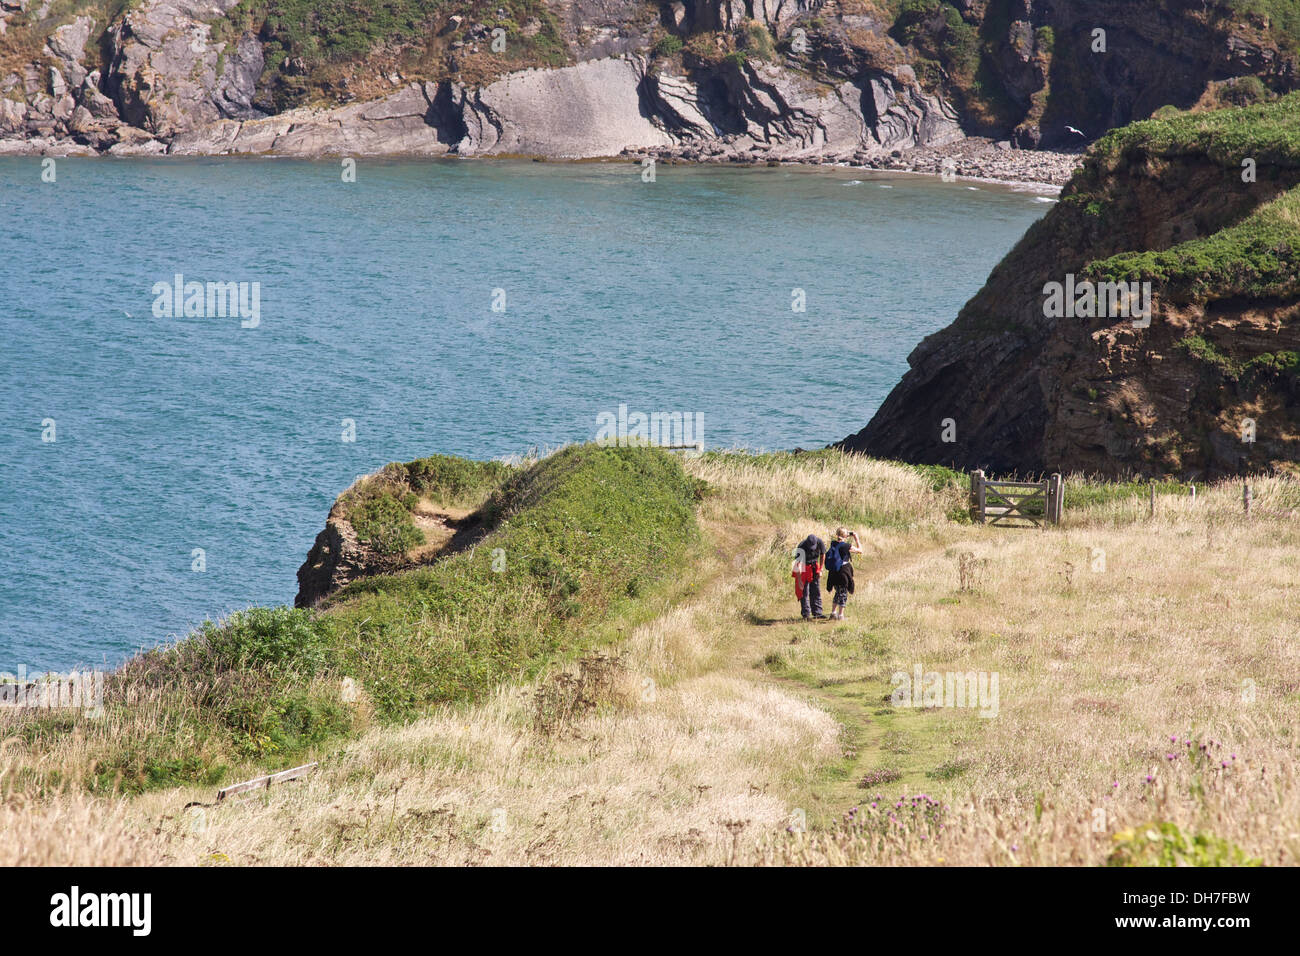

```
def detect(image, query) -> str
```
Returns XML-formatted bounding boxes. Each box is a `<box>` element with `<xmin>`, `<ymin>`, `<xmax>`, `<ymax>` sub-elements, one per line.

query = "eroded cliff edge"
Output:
<box><xmin>839</xmin><ymin>93</ymin><xmax>1300</xmax><ymax>480</ymax></box>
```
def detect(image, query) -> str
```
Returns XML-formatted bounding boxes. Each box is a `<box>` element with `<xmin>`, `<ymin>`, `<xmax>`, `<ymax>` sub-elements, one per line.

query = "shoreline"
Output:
<box><xmin>0</xmin><ymin>134</ymin><xmax>1080</xmax><ymax>191</ymax></box>
<box><xmin>644</xmin><ymin>137</ymin><xmax>1079</xmax><ymax>190</ymax></box>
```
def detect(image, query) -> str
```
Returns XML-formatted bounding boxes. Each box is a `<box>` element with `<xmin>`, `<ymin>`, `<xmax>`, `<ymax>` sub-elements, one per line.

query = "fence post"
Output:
<box><xmin>970</xmin><ymin>470</ymin><xmax>986</xmax><ymax>524</ymax></box>
<box><xmin>1149</xmin><ymin>481</ymin><xmax>1156</xmax><ymax>518</ymax></box>
<box><xmin>1244</xmin><ymin>482</ymin><xmax>1252</xmax><ymax>517</ymax></box>
<box><xmin>1190</xmin><ymin>483</ymin><xmax>1196</xmax><ymax>503</ymax></box>
<box><xmin>1050</xmin><ymin>473</ymin><xmax>1063</xmax><ymax>524</ymax></box>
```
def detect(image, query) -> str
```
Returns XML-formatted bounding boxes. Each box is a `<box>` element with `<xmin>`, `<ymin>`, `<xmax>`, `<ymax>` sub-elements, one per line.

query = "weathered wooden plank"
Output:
<box><xmin>986</xmin><ymin>491</ymin><xmax>1044</xmax><ymax>505</ymax></box>
<box><xmin>266</xmin><ymin>763</ymin><xmax>318</xmax><ymax>786</ymax></box>
<box><xmin>217</xmin><ymin>762</ymin><xmax>318</xmax><ymax>802</ymax></box>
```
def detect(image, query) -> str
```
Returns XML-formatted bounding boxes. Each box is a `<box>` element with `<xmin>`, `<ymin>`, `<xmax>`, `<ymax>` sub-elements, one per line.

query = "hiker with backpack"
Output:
<box><xmin>793</xmin><ymin>532</ymin><xmax>827</xmax><ymax>620</ymax></box>
<box><xmin>824</xmin><ymin>527</ymin><xmax>862</xmax><ymax>620</ymax></box>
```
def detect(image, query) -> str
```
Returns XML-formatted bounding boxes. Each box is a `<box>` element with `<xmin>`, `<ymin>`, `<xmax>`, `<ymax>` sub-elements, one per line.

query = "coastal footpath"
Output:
<box><xmin>1</xmin><ymin>0</ymin><xmax>1296</xmax><ymax>177</ymax></box>
<box><xmin>7</xmin><ymin>447</ymin><xmax>1300</xmax><ymax>865</ymax></box>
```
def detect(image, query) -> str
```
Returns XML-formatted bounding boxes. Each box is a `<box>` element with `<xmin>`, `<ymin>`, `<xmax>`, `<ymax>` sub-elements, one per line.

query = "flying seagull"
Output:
<box><xmin>1065</xmin><ymin>125</ymin><xmax>1086</xmax><ymax>138</ymax></box>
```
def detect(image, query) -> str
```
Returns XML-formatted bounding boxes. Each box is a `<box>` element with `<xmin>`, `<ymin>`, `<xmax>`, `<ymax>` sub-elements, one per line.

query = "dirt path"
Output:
<box><xmin>697</xmin><ymin>517</ymin><xmax>963</xmax><ymax>830</ymax></box>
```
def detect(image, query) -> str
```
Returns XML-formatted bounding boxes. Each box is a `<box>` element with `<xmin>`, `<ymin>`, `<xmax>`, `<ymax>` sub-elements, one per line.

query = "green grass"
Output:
<box><xmin>321</xmin><ymin>444</ymin><xmax>703</xmax><ymax>720</ymax></box>
<box><xmin>339</xmin><ymin>454</ymin><xmax>514</xmax><ymax>557</ymax></box>
<box><xmin>1088</xmin><ymin>187</ymin><xmax>1300</xmax><ymax>301</ymax></box>
<box><xmin>765</xmin><ymin>614</ymin><xmax>974</xmax><ymax>828</ymax></box>
<box><xmin>1089</xmin><ymin>91</ymin><xmax>1300</xmax><ymax>170</ymax></box>
<box><xmin>349</xmin><ymin>490</ymin><xmax>423</xmax><ymax>555</ymax></box>
<box><xmin>5</xmin><ymin>445</ymin><xmax>702</xmax><ymax>795</ymax></box>
<box><xmin>1170</xmin><ymin>334</ymin><xmax>1300</xmax><ymax>388</ymax></box>
<box><xmin>216</xmin><ymin>0</ymin><xmax>567</xmax><ymax>110</ymax></box>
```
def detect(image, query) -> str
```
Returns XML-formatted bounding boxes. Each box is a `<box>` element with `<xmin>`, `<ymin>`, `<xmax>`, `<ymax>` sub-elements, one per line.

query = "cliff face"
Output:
<box><xmin>1</xmin><ymin>0</ymin><xmax>1296</xmax><ymax>157</ymax></box>
<box><xmin>840</xmin><ymin>94</ymin><xmax>1300</xmax><ymax>480</ymax></box>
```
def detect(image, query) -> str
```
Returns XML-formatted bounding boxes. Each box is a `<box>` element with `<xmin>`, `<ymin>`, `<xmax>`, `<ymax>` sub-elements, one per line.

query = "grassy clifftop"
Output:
<box><xmin>3</xmin><ymin>445</ymin><xmax>701</xmax><ymax>795</ymax></box>
<box><xmin>1082</xmin><ymin>94</ymin><xmax>1300</xmax><ymax>303</ymax></box>
<box><xmin>7</xmin><ymin>450</ymin><xmax>1299</xmax><ymax>866</ymax></box>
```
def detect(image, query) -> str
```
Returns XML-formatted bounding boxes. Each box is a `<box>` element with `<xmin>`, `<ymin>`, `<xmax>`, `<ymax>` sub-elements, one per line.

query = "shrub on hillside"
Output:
<box><xmin>349</xmin><ymin>491</ymin><xmax>424</xmax><ymax>556</ymax></box>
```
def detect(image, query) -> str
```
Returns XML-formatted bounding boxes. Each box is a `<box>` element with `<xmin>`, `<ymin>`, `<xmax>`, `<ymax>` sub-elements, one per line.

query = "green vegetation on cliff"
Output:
<box><xmin>324</xmin><ymin>444</ymin><xmax>702</xmax><ymax>720</ymax></box>
<box><xmin>217</xmin><ymin>0</ymin><xmax>567</xmax><ymax>109</ymax></box>
<box><xmin>4</xmin><ymin>445</ymin><xmax>701</xmax><ymax>795</ymax></box>
<box><xmin>1228</xmin><ymin>0</ymin><xmax>1300</xmax><ymax>51</ymax></box>
<box><xmin>1090</xmin><ymin>186</ymin><xmax>1300</xmax><ymax>301</ymax></box>
<box><xmin>1089</xmin><ymin>91</ymin><xmax>1300</xmax><ymax>169</ymax></box>
<box><xmin>1084</xmin><ymin>94</ymin><xmax>1300</xmax><ymax>302</ymax></box>
<box><xmin>341</xmin><ymin>454</ymin><xmax>513</xmax><ymax>556</ymax></box>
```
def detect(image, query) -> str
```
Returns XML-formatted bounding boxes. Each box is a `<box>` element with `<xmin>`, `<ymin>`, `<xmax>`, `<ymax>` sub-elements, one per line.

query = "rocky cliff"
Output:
<box><xmin>839</xmin><ymin>93</ymin><xmax>1300</xmax><ymax>480</ymax></box>
<box><xmin>296</xmin><ymin>456</ymin><xmax>510</xmax><ymax>606</ymax></box>
<box><xmin>2</xmin><ymin>0</ymin><xmax>1297</xmax><ymax>159</ymax></box>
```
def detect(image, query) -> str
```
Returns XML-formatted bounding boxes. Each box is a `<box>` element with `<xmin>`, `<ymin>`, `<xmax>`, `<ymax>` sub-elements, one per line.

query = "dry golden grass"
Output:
<box><xmin>4</xmin><ymin>453</ymin><xmax>1297</xmax><ymax>866</ymax></box>
<box><xmin>744</xmin><ymin>470</ymin><xmax>1300</xmax><ymax>865</ymax></box>
<box><xmin>2</xmin><ymin>557</ymin><xmax>839</xmax><ymax>866</ymax></box>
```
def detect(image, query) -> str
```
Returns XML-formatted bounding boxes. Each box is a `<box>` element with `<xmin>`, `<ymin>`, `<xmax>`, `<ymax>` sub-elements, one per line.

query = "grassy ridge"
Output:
<box><xmin>322</xmin><ymin>444</ymin><xmax>703</xmax><ymax>721</ymax></box>
<box><xmin>1074</xmin><ymin>94</ymin><xmax>1300</xmax><ymax>301</ymax></box>
<box><xmin>1088</xmin><ymin>91</ymin><xmax>1300</xmax><ymax>169</ymax></box>
<box><xmin>2</xmin><ymin>445</ymin><xmax>701</xmax><ymax>795</ymax></box>
<box><xmin>341</xmin><ymin>454</ymin><xmax>514</xmax><ymax>556</ymax></box>
<box><xmin>1089</xmin><ymin>187</ymin><xmax>1300</xmax><ymax>301</ymax></box>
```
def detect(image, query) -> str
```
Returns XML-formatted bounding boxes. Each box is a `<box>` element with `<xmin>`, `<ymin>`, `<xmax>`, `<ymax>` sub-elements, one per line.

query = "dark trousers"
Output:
<box><xmin>800</xmin><ymin>574</ymin><xmax>823</xmax><ymax>618</ymax></box>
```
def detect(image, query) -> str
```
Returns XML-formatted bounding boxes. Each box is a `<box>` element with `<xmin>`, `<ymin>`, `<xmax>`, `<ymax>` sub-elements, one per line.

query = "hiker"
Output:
<box><xmin>825</xmin><ymin>527</ymin><xmax>862</xmax><ymax>620</ymax></box>
<box><xmin>793</xmin><ymin>532</ymin><xmax>827</xmax><ymax>620</ymax></box>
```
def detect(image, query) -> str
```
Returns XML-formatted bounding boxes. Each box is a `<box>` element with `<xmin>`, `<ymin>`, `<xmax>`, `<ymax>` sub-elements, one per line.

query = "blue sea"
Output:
<box><xmin>0</xmin><ymin>158</ymin><xmax>1052</xmax><ymax>670</ymax></box>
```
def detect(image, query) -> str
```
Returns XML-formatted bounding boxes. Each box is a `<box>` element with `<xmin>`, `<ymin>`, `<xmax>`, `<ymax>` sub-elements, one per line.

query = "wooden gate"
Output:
<box><xmin>969</xmin><ymin>470</ymin><xmax>1063</xmax><ymax>527</ymax></box>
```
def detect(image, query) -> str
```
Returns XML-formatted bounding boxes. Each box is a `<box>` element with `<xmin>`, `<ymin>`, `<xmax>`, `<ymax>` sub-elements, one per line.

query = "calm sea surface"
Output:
<box><xmin>0</xmin><ymin>157</ymin><xmax>1052</xmax><ymax>669</ymax></box>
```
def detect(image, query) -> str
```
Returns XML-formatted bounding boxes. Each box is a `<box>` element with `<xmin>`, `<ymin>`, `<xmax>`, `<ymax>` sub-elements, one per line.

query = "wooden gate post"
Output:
<box><xmin>1244</xmin><ymin>482</ymin><xmax>1252</xmax><ymax>517</ymax></box>
<box><xmin>1049</xmin><ymin>473</ymin><xmax>1063</xmax><ymax>524</ymax></box>
<box><xmin>970</xmin><ymin>470</ymin><xmax>986</xmax><ymax>524</ymax></box>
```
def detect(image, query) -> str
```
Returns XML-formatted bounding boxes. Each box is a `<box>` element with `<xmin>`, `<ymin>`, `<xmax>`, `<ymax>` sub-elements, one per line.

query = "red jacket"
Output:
<box><xmin>792</xmin><ymin>561</ymin><xmax>821</xmax><ymax>600</ymax></box>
